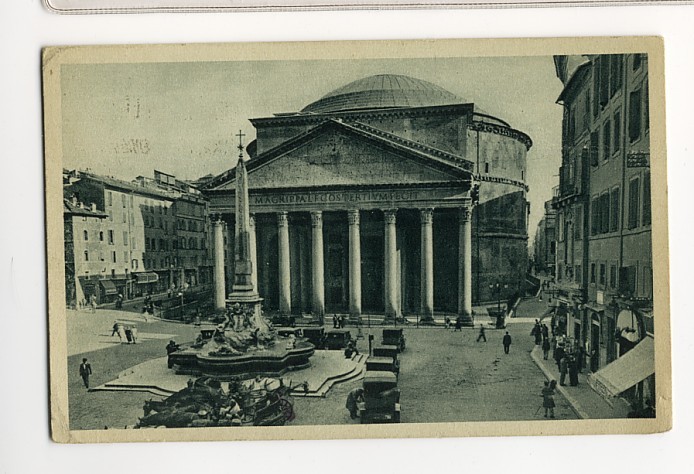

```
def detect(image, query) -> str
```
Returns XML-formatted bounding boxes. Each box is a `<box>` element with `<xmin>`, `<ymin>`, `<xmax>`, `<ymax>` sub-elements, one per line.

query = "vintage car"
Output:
<box><xmin>357</xmin><ymin>371</ymin><xmax>401</xmax><ymax>424</ymax></box>
<box><xmin>271</xmin><ymin>314</ymin><xmax>297</xmax><ymax>327</ymax></box>
<box><xmin>275</xmin><ymin>327</ymin><xmax>303</xmax><ymax>338</ymax></box>
<box><xmin>324</xmin><ymin>329</ymin><xmax>352</xmax><ymax>350</ymax></box>
<box><xmin>372</xmin><ymin>345</ymin><xmax>399</xmax><ymax>360</ymax></box>
<box><xmin>365</xmin><ymin>356</ymin><xmax>400</xmax><ymax>377</ymax></box>
<box><xmin>301</xmin><ymin>327</ymin><xmax>325</xmax><ymax>349</ymax></box>
<box><xmin>382</xmin><ymin>328</ymin><xmax>406</xmax><ymax>352</ymax></box>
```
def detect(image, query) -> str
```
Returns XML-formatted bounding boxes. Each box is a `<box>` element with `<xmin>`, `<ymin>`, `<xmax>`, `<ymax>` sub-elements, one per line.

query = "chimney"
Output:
<box><xmin>91</xmin><ymin>203</ymin><xmax>97</xmax><ymax>212</ymax></box>
<box><xmin>71</xmin><ymin>195</ymin><xmax>78</xmax><ymax>206</ymax></box>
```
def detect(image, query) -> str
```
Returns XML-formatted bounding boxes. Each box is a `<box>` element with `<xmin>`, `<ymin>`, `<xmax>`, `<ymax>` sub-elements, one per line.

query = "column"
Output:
<box><xmin>458</xmin><ymin>207</ymin><xmax>473</xmax><ymax>325</ymax></box>
<box><xmin>384</xmin><ymin>209</ymin><xmax>400</xmax><ymax>319</ymax></box>
<box><xmin>420</xmin><ymin>208</ymin><xmax>434</xmax><ymax>321</ymax></box>
<box><xmin>311</xmin><ymin>211</ymin><xmax>325</xmax><ymax>318</ymax></box>
<box><xmin>277</xmin><ymin>212</ymin><xmax>291</xmax><ymax>315</ymax></box>
<box><xmin>348</xmin><ymin>210</ymin><xmax>362</xmax><ymax>321</ymax></box>
<box><xmin>249</xmin><ymin>214</ymin><xmax>258</xmax><ymax>293</ymax></box>
<box><xmin>213</xmin><ymin>218</ymin><xmax>226</xmax><ymax>310</ymax></box>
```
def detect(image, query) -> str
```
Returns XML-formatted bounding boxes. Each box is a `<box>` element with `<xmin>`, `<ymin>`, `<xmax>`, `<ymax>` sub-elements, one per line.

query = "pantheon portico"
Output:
<box><xmin>204</xmin><ymin>74</ymin><xmax>532</xmax><ymax>324</ymax></box>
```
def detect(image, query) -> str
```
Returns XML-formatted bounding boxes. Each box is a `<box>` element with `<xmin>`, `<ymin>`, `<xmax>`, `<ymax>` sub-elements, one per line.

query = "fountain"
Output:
<box><xmin>169</xmin><ymin>131</ymin><xmax>314</xmax><ymax>379</ymax></box>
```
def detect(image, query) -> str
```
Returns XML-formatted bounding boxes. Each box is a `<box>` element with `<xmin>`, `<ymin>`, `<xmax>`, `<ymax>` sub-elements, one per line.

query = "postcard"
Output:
<box><xmin>44</xmin><ymin>37</ymin><xmax>670</xmax><ymax>443</ymax></box>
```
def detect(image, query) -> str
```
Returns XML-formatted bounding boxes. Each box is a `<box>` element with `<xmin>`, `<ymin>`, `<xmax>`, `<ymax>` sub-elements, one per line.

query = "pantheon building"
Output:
<box><xmin>204</xmin><ymin>74</ymin><xmax>531</xmax><ymax>324</ymax></box>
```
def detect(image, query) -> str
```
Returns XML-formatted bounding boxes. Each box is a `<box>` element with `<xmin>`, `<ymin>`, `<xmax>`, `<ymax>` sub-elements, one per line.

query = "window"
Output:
<box><xmin>123</xmin><ymin>231</ymin><xmax>128</xmax><ymax>245</ymax></box>
<box><xmin>643</xmin><ymin>171</ymin><xmax>651</xmax><ymax>225</ymax></box>
<box><xmin>583</xmin><ymin>91</ymin><xmax>591</xmax><ymax>131</ymax></box>
<box><xmin>122</xmin><ymin>194</ymin><xmax>126</xmax><ymax>208</ymax></box>
<box><xmin>84</xmin><ymin>250</ymin><xmax>89</xmax><ymax>261</ymax></box>
<box><xmin>599</xmin><ymin>56</ymin><xmax>610</xmax><ymax>107</ymax></box>
<box><xmin>129</xmin><ymin>195</ymin><xmax>133</xmax><ymax>208</ymax></box>
<box><xmin>145</xmin><ymin>238</ymin><xmax>150</xmax><ymax>251</ymax></box>
<box><xmin>132</xmin><ymin>259</ymin><xmax>139</xmax><ymax>270</ymax></box>
<box><xmin>613</xmin><ymin>110</ymin><xmax>621</xmax><ymax>153</ymax></box>
<box><xmin>575</xmin><ymin>206</ymin><xmax>583</xmax><ymax>240</ymax></box>
<box><xmin>603</xmin><ymin>120</ymin><xmax>611</xmax><ymax>160</ymax></box>
<box><xmin>590</xmin><ymin>131</ymin><xmax>599</xmax><ymax>166</ymax></box>
<box><xmin>484</xmin><ymin>162</ymin><xmax>489</xmax><ymax>174</ymax></box>
<box><xmin>108</xmin><ymin>211</ymin><xmax>113</xmax><ymax>222</ymax></box>
<box><xmin>628</xmin><ymin>177</ymin><xmax>641</xmax><ymax>229</ymax></box>
<box><xmin>159</xmin><ymin>238</ymin><xmax>165</xmax><ymax>251</ymax></box>
<box><xmin>610</xmin><ymin>265</ymin><xmax>617</xmax><ymax>288</ymax></box>
<box><xmin>112</xmin><ymin>251</ymin><xmax>117</xmax><ymax>263</ymax></box>
<box><xmin>172</xmin><ymin>240</ymin><xmax>177</xmax><ymax>250</ymax></box>
<box><xmin>111</xmin><ymin>269</ymin><xmax>116</xmax><ymax>278</ymax></box>
<box><xmin>599</xmin><ymin>263</ymin><xmax>606</xmax><ymax>286</ymax></box>
<box><xmin>108</xmin><ymin>191</ymin><xmax>113</xmax><ymax>206</ymax></box>
<box><xmin>151</xmin><ymin>238</ymin><xmax>156</xmax><ymax>251</ymax></box>
<box><xmin>633</xmin><ymin>53</ymin><xmax>642</xmax><ymax>71</ymax></box>
<box><xmin>99</xmin><ymin>231</ymin><xmax>104</xmax><ymax>241</ymax></box>
<box><xmin>613</xmin><ymin>54</ymin><xmax>624</xmax><ymax>87</ymax></box>
<box><xmin>567</xmin><ymin>106</ymin><xmax>576</xmax><ymax>143</ymax></box>
<box><xmin>575</xmin><ymin>264</ymin><xmax>582</xmax><ymax>284</ymax></box>
<box><xmin>644</xmin><ymin>80</ymin><xmax>650</xmax><ymax>132</ymax></box>
<box><xmin>610</xmin><ymin>187</ymin><xmax>620</xmax><ymax>232</ymax></box>
<box><xmin>591</xmin><ymin>197</ymin><xmax>599</xmax><ymax>235</ymax></box>
<box><xmin>629</xmin><ymin>89</ymin><xmax>642</xmax><ymax>142</ymax></box>
<box><xmin>122</xmin><ymin>212</ymin><xmax>126</xmax><ymax>223</ymax></box>
<box><xmin>124</xmin><ymin>251</ymin><xmax>128</xmax><ymax>262</ymax></box>
<box><xmin>590</xmin><ymin>263</ymin><xmax>596</xmax><ymax>284</ymax></box>
<box><xmin>83</xmin><ymin>230</ymin><xmax>88</xmax><ymax>241</ymax></box>
<box><xmin>108</xmin><ymin>230</ymin><xmax>114</xmax><ymax>245</ymax></box>
<box><xmin>600</xmin><ymin>193</ymin><xmax>610</xmax><ymax>234</ymax></box>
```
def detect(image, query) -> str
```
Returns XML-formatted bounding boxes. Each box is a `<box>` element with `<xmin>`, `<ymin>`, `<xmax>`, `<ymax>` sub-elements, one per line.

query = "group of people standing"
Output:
<box><xmin>112</xmin><ymin>321</ymin><xmax>139</xmax><ymax>344</ymax></box>
<box><xmin>332</xmin><ymin>314</ymin><xmax>346</xmax><ymax>329</ymax></box>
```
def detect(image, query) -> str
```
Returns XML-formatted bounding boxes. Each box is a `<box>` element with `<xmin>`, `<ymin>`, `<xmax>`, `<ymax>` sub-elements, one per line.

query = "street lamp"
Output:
<box><xmin>489</xmin><ymin>281</ymin><xmax>508</xmax><ymax>328</ymax></box>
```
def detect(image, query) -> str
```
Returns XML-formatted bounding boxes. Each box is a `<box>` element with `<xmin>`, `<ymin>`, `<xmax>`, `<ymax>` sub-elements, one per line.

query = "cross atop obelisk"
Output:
<box><xmin>236</xmin><ymin>130</ymin><xmax>246</xmax><ymax>155</ymax></box>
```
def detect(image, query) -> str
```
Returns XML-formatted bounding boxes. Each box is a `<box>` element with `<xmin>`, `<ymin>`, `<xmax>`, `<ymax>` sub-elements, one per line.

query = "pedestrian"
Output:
<box><xmin>444</xmin><ymin>316</ymin><xmax>451</xmax><ymax>330</ymax></box>
<box><xmin>568</xmin><ymin>355</ymin><xmax>579</xmax><ymax>386</ymax></box>
<box><xmin>112</xmin><ymin>321</ymin><xmax>123</xmax><ymax>342</ymax></box>
<box><xmin>559</xmin><ymin>356</ymin><xmax>568</xmax><ymax>386</ymax></box>
<box><xmin>339</xmin><ymin>315</ymin><xmax>345</xmax><ymax>329</ymax></box>
<box><xmin>333</xmin><ymin>314</ymin><xmax>338</xmax><ymax>329</ymax></box>
<box><xmin>502</xmin><ymin>331</ymin><xmax>512</xmax><ymax>354</ymax></box>
<box><xmin>542</xmin><ymin>337</ymin><xmax>551</xmax><ymax>360</ymax></box>
<box><xmin>541</xmin><ymin>324</ymin><xmax>549</xmax><ymax>341</ymax></box>
<box><xmin>90</xmin><ymin>294</ymin><xmax>97</xmax><ymax>313</ymax></box>
<box><xmin>454</xmin><ymin>316</ymin><xmax>462</xmax><ymax>332</ymax></box>
<box><xmin>79</xmin><ymin>358</ymin><xmax>92</xmax><ymax>389</ymax></box>
<box><xmin>130</xmin><ymin>324</ymin><xmax>138</xmax><ymax>344</ymax></box>
<box><xmin>345</xmin><ymin>387</ymin><xmax>364</xmax><ymax>420</ymax></box>
<box><xmin>476</xmin><ymin>324</ymin><xmax>486</xmax><ymax>342</ymax></box>
<box><xmin>166</xmin><ymin>340</ymin><xmax>180</xmax><ymax>368</ymax></box>
<box><xmin>541</xmin><ymin>380</ymin><xmax>556</xmax><ymax>418</ymax></box>
<box><xmin>124</xmin><ymin>325</ymin><xmax>134</xmax><ymax>344</ymax></box>
<box><xmin>554</xmin><ymin>344</ymin><xmax>565</xmax><ymax>371</ymax></box>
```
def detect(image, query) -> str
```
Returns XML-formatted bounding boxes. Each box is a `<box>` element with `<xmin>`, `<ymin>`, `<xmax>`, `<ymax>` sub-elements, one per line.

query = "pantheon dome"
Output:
<box><xmin>301</xmin><ymin>74</ymin><xmax>466</xmax><ymax>114</ymax></box>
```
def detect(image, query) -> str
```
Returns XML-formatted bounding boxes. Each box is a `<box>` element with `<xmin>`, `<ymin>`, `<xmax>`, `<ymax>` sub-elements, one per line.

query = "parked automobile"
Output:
<box><xmin>301</xmin><ymin>327</ymin><xmax>325</xmax><ymax>349</ymax></box>
<box><xmin>357</xmin><ymin>371</ymin><xmax>401</xmax><ymax>424</ymax></box>
<box><xmin>382</xmin><ymin>328</ymin><xmax>406</xmax><ymax>352</ymax></box>
<box><xmin>324</xmin><ymin>329</ymin><xmax>352</xmax><ymax>350</ymax></box>
<box><xmin>276</xmin><ymin>327</ymin><xmax>303</xmax><ymax>338</ymax></box>
<box><xmin>373</xmin><ymin>345</ymin><xmax>399</xmax><ymax>360</ymax></box>
<box><xmin>365</xmin><ymin>356</ymin><xmax>400</xmax><ymax>377</ymax></box>
<box><xmin>271</xmin><ymin>314</ymin><xmax>296</xmax><ymax>327</ymax></box>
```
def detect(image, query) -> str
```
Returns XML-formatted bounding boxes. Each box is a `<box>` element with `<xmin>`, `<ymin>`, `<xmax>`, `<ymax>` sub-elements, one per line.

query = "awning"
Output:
<box><xmin>99</xmin><ymin>279</ymin><xmax>118</xmax><ymax>295</ymax></box>
<box><xmin>135</xmin><ymin>272</ymin><xmax>159</xmax><ymax>284</ymax></box>
<box><xmin>589</xmin><ymin>335</ymin><xmax>655</xmax><ymax>398</ymax></box>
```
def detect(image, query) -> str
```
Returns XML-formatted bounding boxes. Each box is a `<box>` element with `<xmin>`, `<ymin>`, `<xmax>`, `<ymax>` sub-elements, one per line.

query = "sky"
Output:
<box><xmin>61</xmin><ymin>55</ymin><xmax>564</xmax><ymax>241</ymax></box>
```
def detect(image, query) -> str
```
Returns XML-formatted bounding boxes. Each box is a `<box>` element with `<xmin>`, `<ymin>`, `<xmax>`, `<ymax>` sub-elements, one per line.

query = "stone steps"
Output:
<box><xmin>291</xmin><ymin>353</ymin><xmax>366</xmax><ymax>398</ymax></box>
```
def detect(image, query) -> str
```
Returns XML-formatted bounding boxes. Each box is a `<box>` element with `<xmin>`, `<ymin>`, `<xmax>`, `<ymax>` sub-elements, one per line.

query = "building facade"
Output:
<box><xmin>204</xmin><ymin>74</ymin><xmax>531</xmax><ymax>322</ymax></box>
<box><xmin>64</xmin><ymin>170</ymin><xmax>213</xmax><ymax>305</ymax></box>
<box><xmin>533</xmin><ymin>200</ymin><xmax>557</xmax><ymax>276</ymax></box>
<box><xmin>553</xmin><ymin>54</ymin><xmax>653</xmax><ymax>404</ymax></box>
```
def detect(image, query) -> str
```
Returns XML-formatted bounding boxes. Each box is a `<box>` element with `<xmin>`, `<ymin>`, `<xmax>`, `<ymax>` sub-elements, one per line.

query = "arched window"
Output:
<box><xmin>99</xmin><ymin>231</ymin><xmax>104</xmax><ymax>241</ymax></box>
<box><xmin>83</xmin><ymin>230</ymin><xmax>88</xmax><ymax>241</ymax></box>
<box><xmin>84</xmin><ymin>250</ymin><xmax>89</xmax><ymax>261</ymax></box>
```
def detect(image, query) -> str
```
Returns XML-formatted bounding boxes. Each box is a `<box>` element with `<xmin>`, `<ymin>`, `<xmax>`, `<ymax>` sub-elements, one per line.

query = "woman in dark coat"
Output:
<box><xmin>541</xmin><ymin>380</ymin><xmax>556</xmax><ymax>418</ymax></box>
<box><xmin>568</xmin><ymin>355</ymin><xmax>579</xmax><ymax>386</ymax></box>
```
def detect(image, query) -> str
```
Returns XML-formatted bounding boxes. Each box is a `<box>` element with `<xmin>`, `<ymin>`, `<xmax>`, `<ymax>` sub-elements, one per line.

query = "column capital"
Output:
<box><xmin>277</xmin><ymin>211</ymin><xmax>288</xmax><ymax>227</ymax></box>
<box><xmin>347</xmin><ymin>209</ymin><xmax>360</xmax><ymax>226</ymax></box>
<box><xmin>383</xmin><ymin>208</ymin><xmax>398</xmax><ymax>225</ymax></box>
<box><xmin>459</xmin><ymin>207</ymin><xmax>472</xmax><ymax>223</ymax></box>
<box><xmin>310</xmin><ymin>210</ymin><xmax>323</xmax><ymax>227</ymax></box>
<box><xmin>420</xmin><ymin>208</ymin><xmax>434</xmax><ymax>225</ymax></box>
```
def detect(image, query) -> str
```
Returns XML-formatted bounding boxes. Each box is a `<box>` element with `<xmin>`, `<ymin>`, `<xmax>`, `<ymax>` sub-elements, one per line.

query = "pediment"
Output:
<box><xmin>213</xmin><ymin>122</ymin><xmax>470</xmax><ymax>191</ymax></box>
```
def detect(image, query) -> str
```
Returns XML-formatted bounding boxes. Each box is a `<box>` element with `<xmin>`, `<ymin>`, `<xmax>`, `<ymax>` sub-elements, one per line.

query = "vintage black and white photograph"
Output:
<box><xmin>43</xmin><ymin>37</ymin><xmax>670</xmax><ymax>442</ymax></box>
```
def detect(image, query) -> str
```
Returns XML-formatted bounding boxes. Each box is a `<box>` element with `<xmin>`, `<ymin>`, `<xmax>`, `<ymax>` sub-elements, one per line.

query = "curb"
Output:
<box><xmin>529</xmin><ymin>346</ymin><xmax>590</xmax><ymax>419</ymax></box>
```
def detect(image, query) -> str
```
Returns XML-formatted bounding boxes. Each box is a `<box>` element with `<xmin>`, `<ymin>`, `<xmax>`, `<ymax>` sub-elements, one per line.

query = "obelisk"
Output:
<box><xmin>227</xmin><ymin>131</ymin><xmax>265</xmax><ymax>330</ymax></box>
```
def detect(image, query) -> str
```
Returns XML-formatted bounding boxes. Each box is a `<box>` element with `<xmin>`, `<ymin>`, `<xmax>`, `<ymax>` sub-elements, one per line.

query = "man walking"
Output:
<box><xmin>79</xmin><ymin>358</ymin><xmax>92</xmax><ymax>389</ymax></box>
<box><xmin>502</xmin><ymin>331</ymin><xmax>512</xmax><ymax>354</ymax></box>
<box><xmin>476</xmin><ymin>324</ymin><xmax>486</xmax><ymax>342</ymax></box>
<box><xmin>559</xmin><ymin>355</ymin><xmax>569</xmax><ymax>386</ymax></box>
